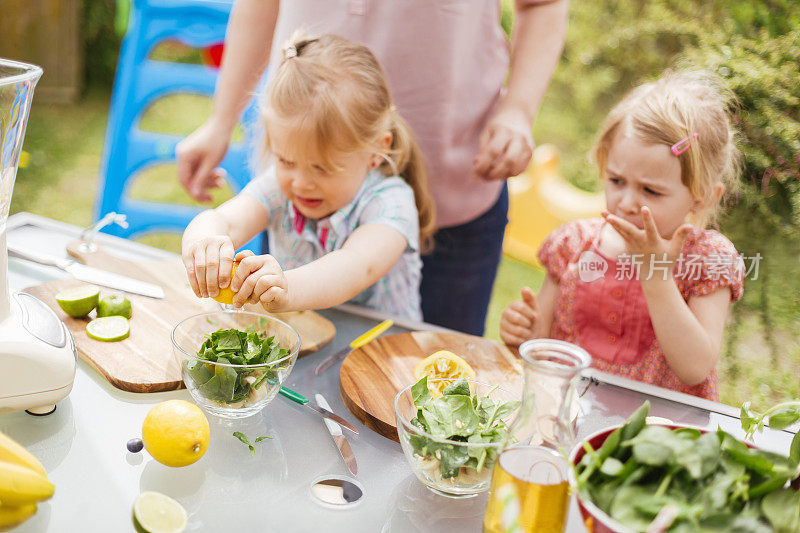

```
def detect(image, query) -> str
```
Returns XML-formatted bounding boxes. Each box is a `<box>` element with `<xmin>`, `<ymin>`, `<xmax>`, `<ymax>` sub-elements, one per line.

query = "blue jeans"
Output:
<box><xmin>421</xmin><ymin>184</ymin><xmax>508</xmax><ymax>336</ymax></box>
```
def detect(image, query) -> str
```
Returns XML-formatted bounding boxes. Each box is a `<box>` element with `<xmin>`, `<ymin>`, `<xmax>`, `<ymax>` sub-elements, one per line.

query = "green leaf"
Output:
<box><xmin>768</xmin><ymin>408</ymin><xmax>800</xmax><ymax>430</ymax></box>
<box><xmin>422</xmin><ymin>395</ymin><xmax>480</xmax><ymax>437</ymax></box>
<box><xmin>597</xmin><ymin>427</ymin><xmax>623</xmax><ymax>462</ymax></box>
<box><xmin>484</xmin><ymin>400</ymin><xmax>520</xmax><ymax>428</ymax></box>
<box><xmin>789</xmin><ymin>430</ymin><xmax>800</xmax><ymax>467</ymax></box>
<box><xmin>741</xmin><ymin>401</ymin><xmax>760</xmax><ymax>437</ymax></box>
<box><xmin>233</xmin><ymin>431</ymin><xmax>255</xmax><ymax>455</ymax></box>
<box><xmin>214</xmin><ymin>357</ymin><xmax>237</xmax><ymax>403</ymax></box>
<box><xmin>184</xmin><ymin>360</ymin><xmax>213</xmax><ymax>386</ymax></box>
<box><xmin>609</xmin><ymin>485</ymin><xmax>662</xmax><ymax>532</ymax></box>
<box><xmin>250</xmin><ymin>369</ymin><xmax>271</xmax><ymax>390</ymax></box>
<box><xmin>761</xmin><ymin>487</ymin><xmax>800</xmax><ymax>533</ymax></box>
<box><xmin>626</xmin><ymin>426</ymin><xmax>677</xmax><ymax>466</ymax></box>
<box><xmin>600</xmin><ymin>457</ymin><xmax>625</xmax><ymax>476</ymax></box>
<box><xmin>215</xmin><ymin>330</ymin><xmax>243</xmax><ymax>352</ymax></box>
<box><xmin>442</xmin><ymin>379</ymin><xmax>470</xmax><ymax>396</ymax></box>
<box><xmin>725</xmin><ymin>445</ymin><xmax>780</xmax><ymax>477</ymax></box>
<box><xmin>411</xmin><ymin>377</ymin><xmax>431</xmax><ymax>408</ymax></box>
<box><xmin>748</xmin><ymin>474</ymin><xmax>791</xmax><ymax>498</ymax></box>
<box><xmin>620</xmin><ymin>401</ymin><xmax>650</xmax><ymax>443</ymax></box>
<box><xmin>676</xmin><ymin>431</ymin><xmax>720</xmax><ymax>479</ymax></box>
<box><xmin>438</xmin><ymin>443</ymin><xmax>469</xmax><ymax>478</ymax></box>
<box><xmin>255</xmin><ymin>436</ymin><xmax>271</xmax><ymax>442</ymax></box>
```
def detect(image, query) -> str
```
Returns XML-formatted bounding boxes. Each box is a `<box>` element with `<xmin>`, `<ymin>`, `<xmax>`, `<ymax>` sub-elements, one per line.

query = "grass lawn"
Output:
<box><xmin>11</xmin><ymin>85</ymin><xmax>799</xmax><ymax>410</ymax></box>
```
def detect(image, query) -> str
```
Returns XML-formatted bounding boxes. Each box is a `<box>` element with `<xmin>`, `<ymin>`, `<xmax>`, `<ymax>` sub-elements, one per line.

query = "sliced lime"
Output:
<box><xmin>133</xmin><ymin>491</ymin><xmax>187</xmax><ymax>533</ymax></box>
<box><xmin>96</xmin><ymin>294</ymin><xmax>133</xmax><ymax>319</ymax></box>
<box><xmin>86</xmin><ymin>316</ymin><xmax>130</xmax><ymax>342</ymax></box>
<box><xmin>55</xmin><ymin>285</ymin><xmax>100</xmax><ymax>317</ymax></box>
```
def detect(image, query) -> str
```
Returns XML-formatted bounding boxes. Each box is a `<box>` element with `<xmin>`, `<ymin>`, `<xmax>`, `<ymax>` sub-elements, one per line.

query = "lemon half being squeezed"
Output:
<box><xmin>413</xmin><ymin>350</ymin><xmax>476</xmax><ymax>397</ymax></box>
<box><xmin>212</xmin><ymin>261</ymin><xmax>239</xmax><ymax>305</ymax></box>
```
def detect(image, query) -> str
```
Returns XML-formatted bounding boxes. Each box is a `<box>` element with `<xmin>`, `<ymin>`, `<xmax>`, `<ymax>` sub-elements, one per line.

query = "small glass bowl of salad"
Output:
<box><xmin>395</xmin><ymin>378</ymin><xmax>521</xmax><ymax>498</ymax></box>
<box><xmin>172</xmin><ymin>310</ymin><xmax>300</xmax><ymax>418</ymax></box>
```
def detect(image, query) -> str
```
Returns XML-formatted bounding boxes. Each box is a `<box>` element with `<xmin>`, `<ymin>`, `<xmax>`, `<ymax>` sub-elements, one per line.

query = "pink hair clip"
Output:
<box><xmin>671</xmin><ymin>133</ymin><xmax>699</xmax><ymax>156</ymax></box>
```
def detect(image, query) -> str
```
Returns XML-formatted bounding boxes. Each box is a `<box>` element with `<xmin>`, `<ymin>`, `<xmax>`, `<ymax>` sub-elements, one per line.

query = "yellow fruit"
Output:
<box><xmin>133</xmin><ymin>491</ymin><xmax>187</xmax><ymax>533</ymax></box>
<box><xmin>212</xmin><ymin>261</ymin><xmax>239</xmax><ymax>305</ymax></box>
<box><xmin>413</xmin><ymin>350</ymin><xmax>476</xmax><ymax>397</ymax></box>
<box><xmin>0</xmin><ymin>503</ymin><xmax>37</xmax><ymax>528</ymax></box>
<box><xmin>0</xmin><ymin>432</ymin><xmax>47</xmax><ymax>478</ymax></box>
<box><xmin>142</xmin><ymin>400</ymin><xmax>210</xmax><ymax>468</ymax></box>
<box><xmin>0</xmin><ymin>460</ymin><xmax>54</xmax><ymax>506</ymax></box>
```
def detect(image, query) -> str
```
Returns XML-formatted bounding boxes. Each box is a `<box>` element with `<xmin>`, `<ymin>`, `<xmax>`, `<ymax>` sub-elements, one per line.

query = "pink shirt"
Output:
<box><xmin>269</xmin><ymin>0</ymin><xmax>548</xmax><ymax>228</ymax></box>
<box><xmin>538</xmin><ymin>218</ymin><xmax>744</xmax><ymax>401</ymax></box>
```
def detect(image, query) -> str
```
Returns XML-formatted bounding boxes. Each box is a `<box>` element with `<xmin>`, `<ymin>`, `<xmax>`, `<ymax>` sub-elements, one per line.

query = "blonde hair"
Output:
<box><xmin>260</xmin><ymin>32</ymin><xmax>436</xmax><ymax>250</ymax></box>
<box><xmin>593</xmin><ymin>70</ymin><xmax>741</xmax><ymax>227</ymax></box>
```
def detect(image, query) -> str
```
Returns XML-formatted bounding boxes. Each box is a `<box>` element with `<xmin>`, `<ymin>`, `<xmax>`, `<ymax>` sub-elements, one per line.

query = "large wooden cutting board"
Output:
<box><xmin>339</xmin><ymin>331</ymin><xmax>524</xmax><ymax>442</ymax></box>
<box><xmin>22</xmin><ymin>242</ymin><xmax>335</xmax><ymax>393</ymax></box>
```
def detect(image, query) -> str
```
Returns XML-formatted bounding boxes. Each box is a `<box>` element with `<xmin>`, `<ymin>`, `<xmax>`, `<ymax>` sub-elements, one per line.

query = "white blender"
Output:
<box><xmin>0</xmin><ymin>59</ymin><xmax>76</xmax><ymax>416</ymax></box>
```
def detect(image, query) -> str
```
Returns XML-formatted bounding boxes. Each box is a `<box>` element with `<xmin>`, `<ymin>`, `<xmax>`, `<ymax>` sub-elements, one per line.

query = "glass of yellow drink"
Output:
<box><xmin>483</xmin><ymin>446</ymin><xmax>570</xmax><ymax>533</ymax></box>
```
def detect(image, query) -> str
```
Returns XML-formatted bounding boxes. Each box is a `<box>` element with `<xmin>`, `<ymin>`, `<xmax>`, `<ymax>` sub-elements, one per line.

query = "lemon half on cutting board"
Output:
<box><xmin>413</xmin><ymin>350</ymin><xmax>476</xmax><ymax>397</ymax></box>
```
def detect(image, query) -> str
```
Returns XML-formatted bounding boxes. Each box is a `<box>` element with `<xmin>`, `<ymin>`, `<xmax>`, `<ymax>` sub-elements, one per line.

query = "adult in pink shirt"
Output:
<box><xmin>176</xmin><ymin>0</ymin><xmax>568</xmax><ymax>335</ymax></box>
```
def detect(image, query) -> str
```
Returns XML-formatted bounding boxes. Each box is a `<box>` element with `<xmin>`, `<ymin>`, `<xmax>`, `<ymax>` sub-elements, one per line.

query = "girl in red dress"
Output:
<box><xmin>500</xmin><ymin>71</ymin><xmax>744</xmax><ymax>400</ymax></box>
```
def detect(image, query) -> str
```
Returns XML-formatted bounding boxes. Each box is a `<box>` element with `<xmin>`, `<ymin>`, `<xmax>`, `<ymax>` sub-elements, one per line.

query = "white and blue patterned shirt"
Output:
<box><xmin>242</xmin><ymin>167</ymin><xmax>422</xmax><ymax>320</ymax></box>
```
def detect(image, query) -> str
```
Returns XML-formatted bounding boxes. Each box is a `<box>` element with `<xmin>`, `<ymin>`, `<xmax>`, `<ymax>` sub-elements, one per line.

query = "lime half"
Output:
<box><xmin>86</xmin><ymin>316</ymin><xmax>130</xmax><ymax>342</ymax></box>
<box><xmin>97</xmin><ymin>294</ymin><xmax>133</xmax><ymax>319</ymax></box>
<box><xmin>133</xmin><ymin>491</ymin><xmax>187</xmax><ymax>533</ymax></box>
<box><xmin>55</xmin><ymin>285</ymin><xmax>100</xmax><ymax>317</ymax></box>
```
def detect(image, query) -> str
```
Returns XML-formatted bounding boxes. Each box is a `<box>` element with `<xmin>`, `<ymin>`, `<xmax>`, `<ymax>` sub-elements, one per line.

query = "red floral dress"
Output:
<box><xmin>537</xmin><ymin>218</ymin><xmax>744</xmax><ymax>400</ymax></box>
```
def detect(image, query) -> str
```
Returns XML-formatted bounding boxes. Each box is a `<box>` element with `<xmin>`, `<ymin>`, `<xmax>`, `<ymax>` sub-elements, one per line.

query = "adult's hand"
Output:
<box><xmin>472</xmin><ymin>105</ymin><xmax>534</xmax><ymax>182</ymax></box>
<box><xmin>175</xmin><ymin>119</ymin><xmax>231</xmax><ymax>202</ymax></box>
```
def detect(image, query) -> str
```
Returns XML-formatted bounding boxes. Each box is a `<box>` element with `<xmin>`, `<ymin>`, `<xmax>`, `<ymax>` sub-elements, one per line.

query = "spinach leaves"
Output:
<box><xmin>574</xmin><ymin>401</ymin><xmax>800</xmax><ymax>532</ymax></box>
<box><xmin>407</xmin><ymin>377</ymin><xmax>519</xmax><ymax>480</ymax></box>
<box><xmin>184</xmin><ymin>327</ymin><xmax>290</xmax><ymax>405</ymax></box>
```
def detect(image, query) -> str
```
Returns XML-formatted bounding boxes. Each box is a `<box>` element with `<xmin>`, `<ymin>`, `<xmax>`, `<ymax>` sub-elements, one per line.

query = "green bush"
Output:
<box><xmin>542</xmin><ymin>0</ymin><xmax>800</xmax><ymax>229</ymax></box>
<box><xmin>83</xmin><ymin>0</ymin><xmax>122</xmax><ymax>88</ymax></box>
<box><xmin>686</xmin><ymin>30</ymin><xmax>800</xmax><ymax>230</ymax></box>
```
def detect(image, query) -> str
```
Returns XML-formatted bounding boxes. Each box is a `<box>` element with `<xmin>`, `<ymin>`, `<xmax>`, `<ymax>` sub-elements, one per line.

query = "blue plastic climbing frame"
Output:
<box><xmin>95</xmin><ymin>0</ymin><xmax>262</xmax><ymax>252</ymax></box>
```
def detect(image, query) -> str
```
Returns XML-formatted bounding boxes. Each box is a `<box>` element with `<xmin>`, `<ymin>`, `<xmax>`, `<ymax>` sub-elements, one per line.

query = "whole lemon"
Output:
<box><xmin>212</xmin><ymin>261</ymin><xmax>239</xmax><ymax>305</ymax></box>
<box><xmin>141</xmin><ymin>400</ymin><xmax>209</xmax><ymax>468</ymax></box>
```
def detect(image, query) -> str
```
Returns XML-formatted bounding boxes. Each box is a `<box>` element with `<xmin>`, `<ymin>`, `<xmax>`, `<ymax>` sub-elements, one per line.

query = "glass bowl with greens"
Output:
<box><xmin>394</xmin><ymin>377</ymin><xmax>521</xmax><ymax>498</ymax></box>
<box><xmin>172</xmin><ymin>311</ymin><xmax>300</xmax><ymax>419</ymax></box>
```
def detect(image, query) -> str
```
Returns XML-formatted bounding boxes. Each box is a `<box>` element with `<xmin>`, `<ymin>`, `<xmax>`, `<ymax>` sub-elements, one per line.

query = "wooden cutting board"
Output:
<box><xmin>339</xmin><ymin>331</ymin><xmax>524</xmax><ymax>442</ymax></box>
<box><xmin>22</xmin><ymin>241</ymin><xmax>335</xmax><ymax>393</ymax></box>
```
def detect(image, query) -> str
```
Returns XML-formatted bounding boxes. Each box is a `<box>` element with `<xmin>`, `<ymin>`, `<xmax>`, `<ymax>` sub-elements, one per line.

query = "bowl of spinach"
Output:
<box><xmin>172</xmin><ymin>311</ymin><xmax>300</xmax><ymax>419</ymax></box>
<box><xmin>394</xmin><ymin>377</ymin><xmax>521</xmax><ymax>498</ymax></box>
<box><xmin>570</xmin><ymin>401</ymin><xmax>800</xmax><ymax>532</ymax></box>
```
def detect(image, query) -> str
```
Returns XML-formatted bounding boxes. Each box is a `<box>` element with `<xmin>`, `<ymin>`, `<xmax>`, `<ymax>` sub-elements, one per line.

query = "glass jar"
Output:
<box><xmin>508</xmin><ymin>339</ymin><xmax>591</xmax><ymax>451</ymax></box>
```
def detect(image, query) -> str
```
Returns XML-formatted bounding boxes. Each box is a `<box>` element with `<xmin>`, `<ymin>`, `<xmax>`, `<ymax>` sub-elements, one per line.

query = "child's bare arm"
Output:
<box><xmin>641</xmin><ymin>278</ymin><xmax>732</xmax><ymax>386</ymax></box>
<box><xmin>238</xmin><ymin>223</ymin><xmax>407</xmax><ymax>312</ymax></box>
<box><xmin>181</xmin><ymin>194</ymin><xmax>269</xmax><ymax>298</ymax></box>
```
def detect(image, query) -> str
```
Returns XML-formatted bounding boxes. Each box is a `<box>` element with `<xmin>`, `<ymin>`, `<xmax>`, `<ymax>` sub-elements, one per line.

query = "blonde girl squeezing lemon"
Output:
<box><xmin>182</xmin><ymin>33</ymin><xmax>435</xmax><ymax>320</ymax></box>
<box><xmin>500</xmin><ymin>71</ymin><xmax>744</xmax><ymax>400</ymax></box>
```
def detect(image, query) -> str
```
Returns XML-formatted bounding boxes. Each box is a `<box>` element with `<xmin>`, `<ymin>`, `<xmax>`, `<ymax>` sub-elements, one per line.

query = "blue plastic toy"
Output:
<box><xmin>96</xmin><ymin>0</ymin><xmax>262</xmax><ymax>251</ymax></box>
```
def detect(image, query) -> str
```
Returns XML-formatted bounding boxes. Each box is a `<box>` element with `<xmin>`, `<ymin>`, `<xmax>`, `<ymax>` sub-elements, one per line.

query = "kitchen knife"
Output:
<box><xmin>7</xmin><ymin>244</ymin><xmax>165</xmax><ymax>299</ymax></box>
<box><xmin>278</xmin><ymin>386</ymin><xmax>359</xmax><ymax>435</ymax></box>
<box><xmin>315</xmin><ymin>393</ymin><xmax>358</xmax><ymax>476</ymax></box>
<box><xmin>314</xmin><ymin>319</ymin><xmax>393</xmax><ymax>375</ymax></box>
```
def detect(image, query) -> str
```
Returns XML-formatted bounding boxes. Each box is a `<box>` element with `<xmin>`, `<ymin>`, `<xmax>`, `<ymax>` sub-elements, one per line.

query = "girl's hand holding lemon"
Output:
<box><xmin>230</xmin><ymin>251</ymin><xmax>290</xmax><ymax>312</ymax></box>
<box><xmin>181</xmin><ymin>235</ymin><xmax>236</xmax><ymax>300</ymax></box>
